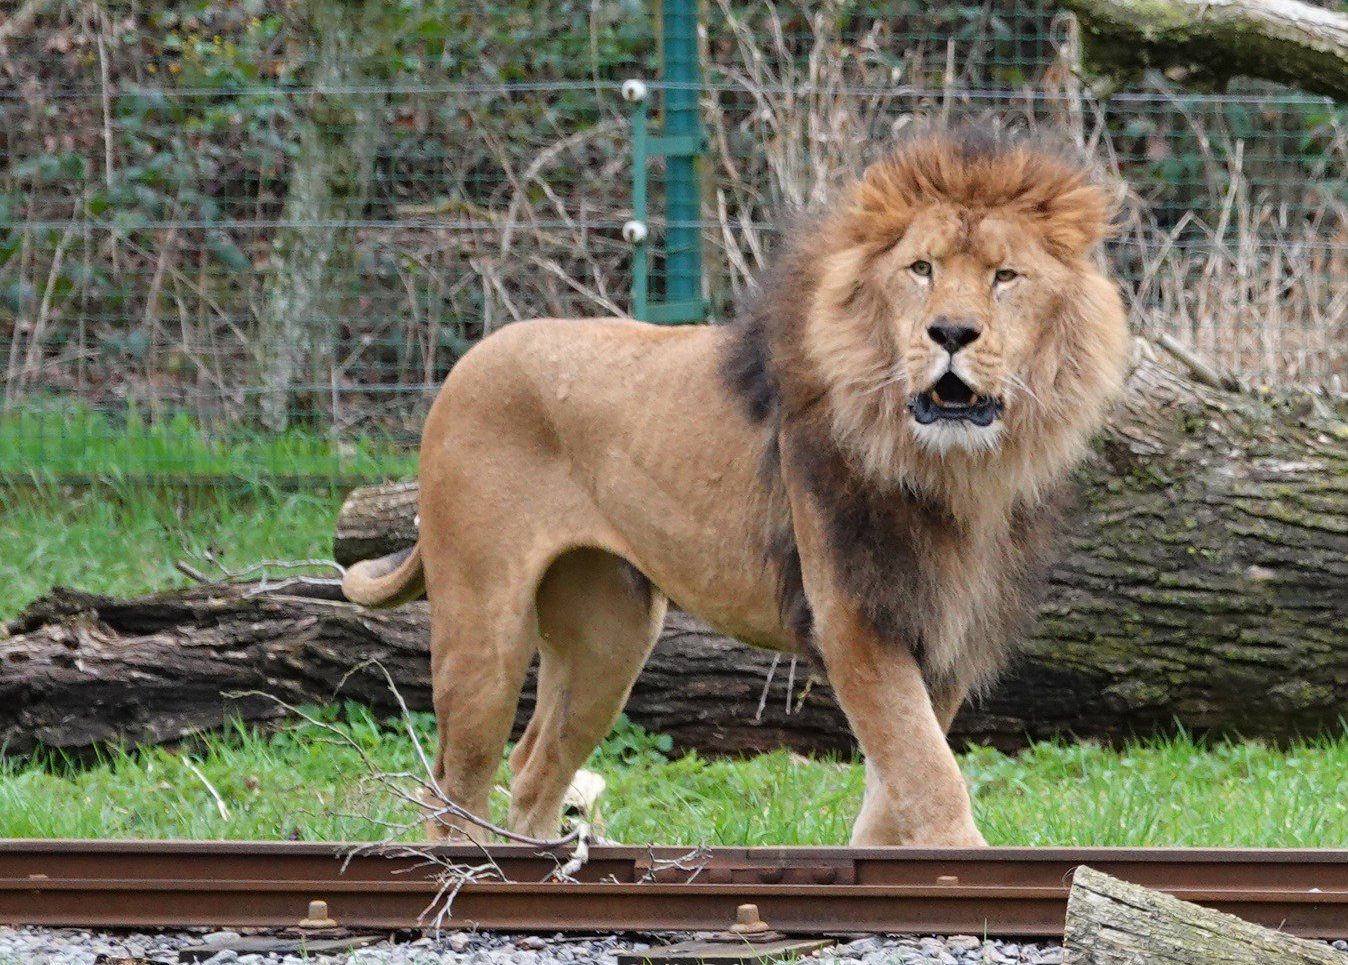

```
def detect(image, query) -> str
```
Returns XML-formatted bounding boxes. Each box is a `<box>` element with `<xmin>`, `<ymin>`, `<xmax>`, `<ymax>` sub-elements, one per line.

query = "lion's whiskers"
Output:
<box><xmin>1003</xmin><ymin>373</ymin><xmax>1048</xmax><ymax>414</ymax></box>
<box><xmin>861</xmin><ymin>369</ymin><xmax>908</xmax><ymax>395</ymax></box>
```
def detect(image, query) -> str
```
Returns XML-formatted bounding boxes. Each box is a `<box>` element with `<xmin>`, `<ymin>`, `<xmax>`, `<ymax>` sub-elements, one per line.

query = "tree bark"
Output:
<box><xmin>335</xmin><ymin>481</ymin><xmax>419</xmax><ymax>567</ymax></box>
<box><xmin>1064</xmin><ymin>865</ymin><xmax>1348</xmax><ymax>963</ymax></box>
<box><xmin>2</xmin><ymin>356</ymin><xmax>1344</xmax><ymax>758</ymax></box>
<box><xmin>1060</xmin><ymin>0</ymin><xmax>1348</xmax><ymax>101</ymax></box>
<box><xmin>256</xmin><ymin>0</ymin><xmax>381</xmax><ymax>431</ymax></box>
<box><xmin>0</xmin><ymin>586</ymin><xmax>856</xmax><ymax>758</ymax></box>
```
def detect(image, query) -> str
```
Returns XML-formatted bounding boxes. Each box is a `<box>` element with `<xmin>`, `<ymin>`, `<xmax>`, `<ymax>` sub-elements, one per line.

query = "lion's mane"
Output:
<box><xmin>723</xmin><ymin>127</ymin><xmax>1130</xmax><ymax>696</ymax></box>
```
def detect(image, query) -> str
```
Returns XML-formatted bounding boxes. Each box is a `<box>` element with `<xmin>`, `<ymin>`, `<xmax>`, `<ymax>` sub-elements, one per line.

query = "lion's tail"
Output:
<box><xmin>341</xmin><ymin>543</ymin><xmax>426</xmax><ymax>608</ymax></box>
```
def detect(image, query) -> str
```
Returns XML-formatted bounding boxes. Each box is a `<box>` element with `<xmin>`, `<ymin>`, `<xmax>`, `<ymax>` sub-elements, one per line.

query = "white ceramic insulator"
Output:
<box><xmin>621</xmin><ymin>79</ymin><xmax>648</xmax><ymax>104</ymax></box>
<box><xmin>622</xmin><ymin>220</ymin><xmax>648</xmax><ymax>244</ymax></box>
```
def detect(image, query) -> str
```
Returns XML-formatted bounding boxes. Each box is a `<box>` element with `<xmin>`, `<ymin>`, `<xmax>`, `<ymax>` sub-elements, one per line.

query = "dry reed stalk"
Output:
<box><xmin>699</xmin><ymin>0</ymin><xmax>1346</xmax><ymax>389</ymax></box>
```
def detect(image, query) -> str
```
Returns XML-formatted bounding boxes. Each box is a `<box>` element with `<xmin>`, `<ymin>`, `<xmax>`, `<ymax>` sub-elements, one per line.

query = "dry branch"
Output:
<box><xmin>1061</xmin><ymin>0</ymin><xmax>1348</xmax><ymax>100</ymax></box>
<box><xmin>1064</xmin><ymin>865</ymin><xmax>1348</xmax><ymax>963</ymax></box>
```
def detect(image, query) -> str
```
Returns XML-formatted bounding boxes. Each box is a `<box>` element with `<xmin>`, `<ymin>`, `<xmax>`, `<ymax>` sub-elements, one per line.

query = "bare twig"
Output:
<box><xmin>754</xmin><ymin>652</ymin><xmax>781</xmax><ymax>722</ymax></box>
<box><xmin>635</xmin><ymin>844</ymin><xmax>713</xmax><ymax>884</ymax></box>
<box><xmin>174</xmin><ymin>556</ymin><xmax>346</xmax><ymax>596</ymax></box>
<box><xmin>549</xmin><ymin>823</ymin><xmax>592</xmax><ymax>882</ymax></box>
<box><xmin>227</xmin><ymin>657</ymin><xmax>610</xmax><ymax>927</ymax></box>
<box><xmin>1157</xmin><ymin>333</ymin><xmax>1242</xmax><ymax>393</ymax></box>
<box><xmin>173</xmin><ymin>560</ymin><xmax>212</xmax><ymax>584</ymax></box>
<box><xmin>18</xmin><ymin>219</ymin><xmax>77</xmax><ymax>390</ymax></box>
<box><xmin>183</xmin><ymin>758</ymin><xmax>231</xmax><ymax>821</ymax></box>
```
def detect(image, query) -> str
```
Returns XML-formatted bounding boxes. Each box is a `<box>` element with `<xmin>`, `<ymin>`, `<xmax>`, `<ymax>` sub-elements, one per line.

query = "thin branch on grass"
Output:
<box><xmin>242</xmin><ymin>693</ymin><xmax>572</xmax><ymax>921</ymax></box>
<box><xmin>228</xmin><ymin>660</ymin><xmax>602</xmax><ymax>927</ymax></box>
<box><xmin>175</xmin><ymin>555</ymin><xmax>346</xmax><ymax>596</ymax></box>
<box><xmin>183</xmin><ymin>758</ymin><xmax>231</xmax><ymax>821</ymax></box>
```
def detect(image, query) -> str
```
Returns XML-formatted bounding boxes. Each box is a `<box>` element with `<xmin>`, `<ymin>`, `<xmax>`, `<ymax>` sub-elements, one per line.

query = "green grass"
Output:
<box><xmin>1</xmin><ymin>708</ymin><xmax>1345</xmax><ymax>846</ymax></box>
<box><xmin>0</xmin><ymin>483</ymin><xmax>345</xmax><ymax>620</ymax></box>
<box><xmin>4</xmin><ymin>443</ymin><xmax>1345</xmax><ymax>850</ymax></box>
<box><xmin>0</xmin><ymin>404</ymin><xmax>416</xmax><ymax>484</ymax></box>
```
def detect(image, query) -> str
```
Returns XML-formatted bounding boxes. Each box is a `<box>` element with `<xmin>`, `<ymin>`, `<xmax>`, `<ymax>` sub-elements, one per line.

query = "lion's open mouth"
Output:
<box><xmin>908</xmin><ymin>371</ymin><xmax>1003</xmax><ymax>427</ymax></box>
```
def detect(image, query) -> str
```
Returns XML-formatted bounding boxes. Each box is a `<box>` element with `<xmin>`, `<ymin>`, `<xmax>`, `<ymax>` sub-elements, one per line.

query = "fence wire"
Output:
<box><xmin>2</xmin><ymin>0</ymin><xmax>1345</xmax><ymax>484</ymax></box>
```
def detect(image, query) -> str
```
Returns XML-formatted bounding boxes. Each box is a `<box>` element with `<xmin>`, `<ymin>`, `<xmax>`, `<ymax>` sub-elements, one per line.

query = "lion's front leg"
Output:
<box><xmin>815</xmin><ymin>606</ymin><xmax>986</xmax><ymax>848</ymax></box>
<box><xmin>781</xmin><ymin>451</ymin><xmax>985</xmax><ymax>847</ymax></box>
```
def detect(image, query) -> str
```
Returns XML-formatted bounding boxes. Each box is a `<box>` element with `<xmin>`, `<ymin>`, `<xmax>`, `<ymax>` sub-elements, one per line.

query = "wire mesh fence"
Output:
<box><xmin>2</xmin><ymin>0</ymin><xmax>1345</xmax><ymax>485</ymax></box>
<box><xmin>698</xmin><ymin>0</ymin><xmax>1348</xmax><ymax>386</ymax></box>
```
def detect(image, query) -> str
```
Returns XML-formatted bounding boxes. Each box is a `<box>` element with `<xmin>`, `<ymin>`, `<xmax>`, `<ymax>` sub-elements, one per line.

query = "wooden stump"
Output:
<box><xmin>1065</xmin><ymin>865</ymin><xmax>1348</xmax><ymax>963</ymax></box>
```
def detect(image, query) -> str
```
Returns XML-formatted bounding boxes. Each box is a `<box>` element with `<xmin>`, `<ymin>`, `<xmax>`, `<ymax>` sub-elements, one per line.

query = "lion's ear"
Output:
<box><xmin>1038</xmin><ymin>182</ymin><xmax>1116</xmax><ymax>256</ymax></box>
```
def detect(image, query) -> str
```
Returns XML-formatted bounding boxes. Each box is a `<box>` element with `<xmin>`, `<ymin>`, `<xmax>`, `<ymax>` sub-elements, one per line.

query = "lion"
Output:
<box><xmin>342</xmin><ymin>128</ymin><xmax>1130</xmax><ymax>847</ymax></box>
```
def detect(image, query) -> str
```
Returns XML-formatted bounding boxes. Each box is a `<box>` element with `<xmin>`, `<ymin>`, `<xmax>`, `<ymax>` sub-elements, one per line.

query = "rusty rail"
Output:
<box><xmin>1</xmin><ymin>840</ymin><xmax>1346</xmax><ymax>938</ymax></box>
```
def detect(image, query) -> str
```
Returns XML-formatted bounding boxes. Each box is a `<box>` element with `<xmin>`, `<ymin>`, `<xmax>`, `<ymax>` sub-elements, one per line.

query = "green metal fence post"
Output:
<box><xmin>625</xmin><ymin>0</ymin><xmax>705</xmax><ymax>325</ymax></box>
<box><xmin>660</xmin><ymin>0</ymin><xmax>703</xmax><ymax>323</ymax></box>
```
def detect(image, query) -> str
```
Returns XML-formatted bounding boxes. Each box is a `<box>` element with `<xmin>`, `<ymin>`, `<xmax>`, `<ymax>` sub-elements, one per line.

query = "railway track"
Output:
<box><xmin>2</xmin><ymin>840</ymin><xmax>1346</xmax><ymax>938</ymax></box>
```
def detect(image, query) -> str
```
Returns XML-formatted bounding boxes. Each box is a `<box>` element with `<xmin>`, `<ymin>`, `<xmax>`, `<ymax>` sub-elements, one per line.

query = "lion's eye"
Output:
<box><xmin>994</xmin><ymin>268</ymin><xmax>1019</xmax><ymax>284</ymax></box>
<box><xmin>910</xmin><ymin>260</ymin><xmax>932</xmax><ymax>278</ymax></box>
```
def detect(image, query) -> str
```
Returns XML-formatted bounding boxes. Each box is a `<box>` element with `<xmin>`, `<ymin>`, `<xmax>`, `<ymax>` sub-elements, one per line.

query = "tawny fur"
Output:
<box><xmin>342</xmin><ymin>128</ymin><xmax>1130</xmax><ymax>847</ymax></box>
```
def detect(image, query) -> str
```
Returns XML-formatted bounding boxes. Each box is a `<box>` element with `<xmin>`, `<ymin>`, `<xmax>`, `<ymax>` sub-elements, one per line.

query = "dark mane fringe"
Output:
<box><xmin>720</xmin><ymin>213</ymin><xmax>828</xmax><ymax>658</ymax></box>
<box><xmin>719</xmin><ymin>205</ymin><xmax>827</xmax><ymax>432</ymax></box>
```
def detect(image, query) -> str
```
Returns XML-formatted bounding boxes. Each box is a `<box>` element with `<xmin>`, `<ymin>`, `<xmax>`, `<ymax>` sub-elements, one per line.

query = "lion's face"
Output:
<box><xmin>879</xmin><ymin>206</ymin><xmax>1086</xmax><ymax>454</ymax></box>
<box><xmin>796</xmin><ymin>133</ymin><xmax>1131</xmax><ymax>503</ymax></box>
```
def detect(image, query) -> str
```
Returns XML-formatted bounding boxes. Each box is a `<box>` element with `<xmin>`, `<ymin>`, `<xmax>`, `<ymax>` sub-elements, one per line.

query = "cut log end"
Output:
<box><xmin>1060</xmin><ymin>0</ymin><xmax>1348</xmax><ymax>102</ymax></box>
<box><xmin>1065</xmin><ymin>865</ymin><xmax>1348</xmax><ymax>963</ymax></box>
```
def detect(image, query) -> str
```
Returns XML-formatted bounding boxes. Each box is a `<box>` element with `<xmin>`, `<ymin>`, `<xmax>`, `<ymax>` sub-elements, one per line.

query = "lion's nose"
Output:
<box><xmin>927</xmin><ymin>318</ymin><xmax>982</xmax><ymax>353</ymax></box>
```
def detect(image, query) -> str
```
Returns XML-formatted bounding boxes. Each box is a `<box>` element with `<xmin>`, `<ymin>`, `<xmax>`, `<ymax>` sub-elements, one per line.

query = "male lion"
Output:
<box><xmin>343</xmin><ymin>128</ymin><xmax>1130</xmax><ymax>847</ymax></box>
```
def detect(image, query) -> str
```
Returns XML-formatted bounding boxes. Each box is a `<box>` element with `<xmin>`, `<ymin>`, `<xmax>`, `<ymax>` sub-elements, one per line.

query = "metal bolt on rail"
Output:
<box><xmin>625</xmin><ymin>902</ymin><xmax>836</xmax><ymax>964</ymax></box>
<box><xmin>728</xmin><ymin>904</ymin><xmax>769</xmax><ymax>936</ymax></box>
<box><xmin>298</xmin><ymin>899</ymin><xmax>337</xmax><ymax>930</ymax></box>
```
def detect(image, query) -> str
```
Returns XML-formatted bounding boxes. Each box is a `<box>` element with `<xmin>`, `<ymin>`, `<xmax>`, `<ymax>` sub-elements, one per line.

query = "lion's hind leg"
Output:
<box><xmin>507</xmin><ymin>547</ymin><xmax>667</xmax><ymax>840</ymax></box>
<box><xmin>424</xmin><ymin>584</ymin><xmax>540</xmax><ymax>843</ymax></box>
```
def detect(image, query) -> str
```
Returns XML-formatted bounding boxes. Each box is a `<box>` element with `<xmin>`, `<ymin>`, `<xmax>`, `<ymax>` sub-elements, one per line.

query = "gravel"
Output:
<box><xmin>0</xmin><ymin>925</ymin><xmax>1072</xmax><ymax>964</ymax></box>
<box><xmin>2</xmin><ymin>927</ymin><xmax>1341</xmax><ymax>965</ymax></box>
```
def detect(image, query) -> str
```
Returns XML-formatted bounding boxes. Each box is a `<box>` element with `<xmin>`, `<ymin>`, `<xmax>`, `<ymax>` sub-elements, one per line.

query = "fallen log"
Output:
<box><xmin>0</xmin><ymin>586</ymin><xmax>855</xmax><ymax>757</ymax></box>
<box><xmin>335</xmin><ymin>353</ymin><xmax>1348</xmax><ymax>748</ymax></box>
<box><xmin>2</xmin><ymin>354</ymin><xmax>1346</xmax><ymax>757</ymax></box>
<box><xmin>1</xmin><ymin>566</ymin><xmax>1346</xmax><ymax>757</ymax></box>
<box><xmin>1064</xmin><ymin>865</ymin><xmax>1348</xmax><ymax>963</ymax></box>
<box><xmin>1060</xmin><ymin>0</ymin><xmax>1348</xmax><ymax>101</ymax></box>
